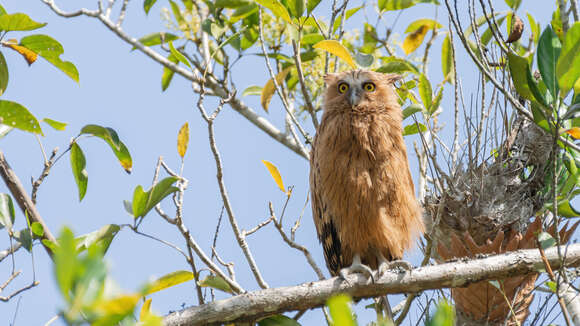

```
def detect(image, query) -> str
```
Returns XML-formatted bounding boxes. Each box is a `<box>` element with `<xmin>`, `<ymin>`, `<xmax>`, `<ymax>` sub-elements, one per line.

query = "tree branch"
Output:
<box><xmin>0</xmin><ymin>151</ymin><xmax>56</xmax><ymax>257</ymax></box>
<box><xmin>164</xmin><ymin>244</ymin><xmax>580</xmax><ymax>325</ymax></box>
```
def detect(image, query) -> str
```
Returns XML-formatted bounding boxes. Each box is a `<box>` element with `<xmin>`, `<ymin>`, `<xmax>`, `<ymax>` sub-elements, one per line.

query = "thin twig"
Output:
<box><xmin>269</xmin><ymin>202</ymin><xmax>325</xmax><ymax>280</ymax></box>
<box><xmin>197</xmin><ymin>86</ymin><xmax>269</xmax><ymax>289</ymax></box>
<box><xmin>257</xmin><ymin>9</ymin><xmax>312</xmax><ymax>152</ymax></box>
<box><xmin>291</xmin><ymin>39</ymin><xmax>319</xmax><ymax>129</ymax></box>
<box><xmin>536</xmin><ymin>237</ymin><xmax>573</xmax><ymax>326</ymax></box>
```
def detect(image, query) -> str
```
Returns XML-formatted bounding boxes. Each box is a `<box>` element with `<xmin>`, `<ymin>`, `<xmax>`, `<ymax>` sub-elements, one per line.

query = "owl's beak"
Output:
<box><xmin>348</xmin><ymin>88</ymin><xmax>362</xmax><ymax>107</ymax></box>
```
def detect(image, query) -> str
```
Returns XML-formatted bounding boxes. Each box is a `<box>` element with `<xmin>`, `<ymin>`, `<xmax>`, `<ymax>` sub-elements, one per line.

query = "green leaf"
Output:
<box><xmin>242</xmin><ymin>85</ymin><xmax>263</xmax><ymax>96</ymax></box>
<box><xmin>198</xmin><ymin>274</ymin><xmax>234</xmax><ymax>294</ymax></box>
<box><xmin>230</xmin><ymin>4</ymin><xmax>259</xmax><ymax>23</ymax></box>
<box><xmin>403</xmin><ymin>123</ymin><xmax>427</xmax><ymax>136</ymax></box>
<box><xmin>162</xmin><ymin>53</ymin><xmax>179</xmax><ymax>91</ymax></box>
<box><xmin>538</xmin><ymin>26</ymin><xmax>561</xmax><ymax>98</ymax></box>
<box><xmin>507</xmin><ymin>52</ymin><xmax>535</xmax><ymax>101</ymax></box>
<box><xmin>376</xmin><ymin>58</ymin><xmax>419</xmax><ymax>74</ymax></box>
<box><xmin>0</xmin><ymin>13</ymin><xmax>46</xmax><ymax>31</ymax></box>
<box><xmin>31</xmin><ymin>222</ymin><xmax>44</xmax><ymax>237</ymax></box>
<box><xmin>168</xmin><ymin>41</ymin><xmax>191</xmax><ymax>69</ymax></box>
<box><xmin>169</xmin><ymin>0</ymin><xmax>186</xmax><ymax>28</ymax></box>
<box><xmin>379</xmin><ymin>0</ymin><xmax>416</xmax><ymax>11</ymax></box>
<box><xmin>441</xmin><ymin>35</ymin><xmax>454</xmax><ymax>83</ymax></box>
<box><xmin>0</xmin><ymin>51</ymin><xmax>7</xmax><ymax>96</ymax></box>
<box><xmin>286</xmin><ymin>0</ymin><xmax>305</xmax><ymax>18</ymax></box>
<box><xmin>557</xmin><ymin>200</ymin><xmax>580</xmax><ymax>217</ymax></box>
<box><xmin>527</xmin><ymin>68</ymin><xmax>548</xmax><ymax>107</ymax></box>
<box><xmin>54</xmin><ymin>227</ymin><xmax>77</xmax><ymax>301</ymax></box>
<box><xmin>134</xmin><ymin>32</ymin><xmax>179</xmax><ymax>50</ymax></box>
<box><xmin>19</xmin><ymin>34</ymin><xmax>79</xmax><ymax>82</ymax></box>
<box><xmin>418</xmin><ymin>74</ymin><xmax>432</xmax><ymax>109</ymax></box>
<box><xmin>254</xmin><ymin>0</ymin><xmax>293</xmax><ymax>25</ymax></box>
<box><xmin>70</xmin><ymin>142</ymin><xmax>88</xmax><ymax>201</ymax></box>
<box><xmin>426</xmin><ymin>300</ymin><xmax>455</xmax><ymax>326</ymax></box>
<box><xmin>307</xmin><ymin>0</ymin><xmax>322</xmax><ymax>14</ymax></box>
<box><xmin>556</xmin><ymin>22</ymin><xmax>580</xmax><ymax>96</ymax></box>
<box><xmin>326</xmin><ymin>294</ymin><xmax>355</xmax><ymax>326</ymax></box>
<box><xmin>402</xmin><ymin>103</ymin><xmax>423</xmax><ymax>120</ymax></box>
<box><xmin>504</xmin><ymin>0</ymin><xmax>521</xmax><ymax>10</ymax></box>
<box><xmin>42</xmin><ymin>118</ymin><xmax>67</xmax><ymax>131</ymax></box>
<box><xmin>143</xmin><ymin>270</ymin><xmax>195</xmax><ymax>295</ymax></box>
<box><xmin>0</xmin><ymin>5</ymin><xmax>6</xmax><ymax>16</ymax></box>
<box><xmin>131</xmin><ymin>176</ymin><xmax>180</xmax><ymax>218</ymax></box>
<box><xmin>538</xmin><ymin>231</ymin><xmax>556</xmax><ymax>249</ymax></box>
<box><xmin>300</xmin><ymin>33</ymin><xmax>324</xmax><ymax>45</ymax></box>
<box><xmin>144</xmin><ymin>0</ymin><xmax>158</xmax><ymax>14</ymax></box>
<box><xmin>430</xmin><ymin>86</ymin><xmax>443</xmax><ymax>114</ymax></box>
<box><xmin>79</xmin><ymin>124</ymin><xmax>132</xmax><ymax>173</ymax></box>
<box><xmin>15</xmin><ymin>228</ymin><xmax>32</xmax><ymax>252</ymax></box>
<box><xmin>546</xmin><ymin>280</ymin><xmax>557</xmax><ymax>292</ymax></box>
<box><xmin>0</xmin><ymin>100</ymin><xmax>42</xmax><ymax>134</ymax></box>
<box><xmin>76</xmin><ymin>224</ymin><xmax>120</xmax><ymax>253</ymax></box>
<box><xmin>0</xmin><ymin>193</ymin><xmax>15</xmax><ymax>232</ymax></box>
<box><xmin>527</xmin><ymin>13</ymin><xmax>540</xmax><ymax>44</ymax></box>
<box><xmin>258</xmin><ymin>315</ymin><xmax>301</xmax><ymax>326</ymax></box>
<box><xmin>215</xmin><ymin>0</ymin><xmax>251</xmax><ymax>8</ymax></box>
<box><xmin>354</xmin><ymin>52</ymin><xmax>373</xmax><ymax>67</ymax></box>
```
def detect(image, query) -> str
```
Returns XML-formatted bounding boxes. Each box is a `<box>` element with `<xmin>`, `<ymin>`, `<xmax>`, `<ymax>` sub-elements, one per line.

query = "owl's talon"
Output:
<box><xmin>377</xmin><ymin>254</ymin><xmax>414</xmax><ymax>278</ymax></box>
<box><xmin>339</xmin><ymin>263</ymin><xmax>375</xmax><ymax>283</ymax></box>
<box><xmin>339</xmin><ymin>253</ymin><xmax>375</xmax><ymax>283</ymax></box>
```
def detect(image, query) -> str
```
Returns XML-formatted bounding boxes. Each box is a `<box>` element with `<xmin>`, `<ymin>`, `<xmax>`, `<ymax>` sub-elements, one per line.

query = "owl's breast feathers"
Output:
<box><xmin>310</xmin><ymin>108</ymin><xmax>424</xmax><ymax>275</ymax></box>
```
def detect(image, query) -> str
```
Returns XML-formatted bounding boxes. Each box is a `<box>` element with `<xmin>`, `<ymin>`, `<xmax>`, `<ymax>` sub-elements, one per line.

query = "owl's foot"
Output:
<box><xmin>339</xmin><ymin>254</ymin><xmax>375</xmax><ymax>284</ymax></box>
<box><xmin>377</xmin><ymin>254</ymin><xmax>413</xmax><ymax>279</ymax></box>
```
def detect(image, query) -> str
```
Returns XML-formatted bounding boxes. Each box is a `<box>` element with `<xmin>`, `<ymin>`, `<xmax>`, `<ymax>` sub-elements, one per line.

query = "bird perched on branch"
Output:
<box><xmin>310</xmin><ymin>69</ymin><xmax>424</xmax><ymax>280</ymax></box>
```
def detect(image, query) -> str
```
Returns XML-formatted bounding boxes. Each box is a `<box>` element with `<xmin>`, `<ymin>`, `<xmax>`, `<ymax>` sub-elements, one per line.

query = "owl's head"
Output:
<box><xmin>323</xmin><ymin>69</ymin><xmax>401</xmax><ymax>113</ymax></box>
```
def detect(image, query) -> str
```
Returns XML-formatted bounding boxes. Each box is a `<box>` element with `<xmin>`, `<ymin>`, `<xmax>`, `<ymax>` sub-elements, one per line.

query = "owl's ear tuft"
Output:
<box><xmin>324</xmin><ymin>73</ymin><xmax>338</xmax><ymax>85</ymax></box>
<box><xmin>382</xmin><ymin>73</ymin><xmax>402</xmax><ymax>84</ymax></box>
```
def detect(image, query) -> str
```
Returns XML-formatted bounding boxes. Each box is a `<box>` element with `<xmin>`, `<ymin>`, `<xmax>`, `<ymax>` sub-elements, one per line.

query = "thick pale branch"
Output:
<box><xmin>0</xmin><ymin>151</ymin><xmax>56</xmax><ymax>257</ymax></box>
<box><xmin>164</xmin><ymin>244</ymin><xmax>580</xmax><ymax>325</ymax></box>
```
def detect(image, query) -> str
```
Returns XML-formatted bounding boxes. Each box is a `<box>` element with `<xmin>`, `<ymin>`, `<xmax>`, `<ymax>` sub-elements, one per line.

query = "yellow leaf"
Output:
<box><xmin>2</xmin><ymin>40</ymin><xmax>37</xmax><ymax>65</ymax></box>
<box><xmin>313</xmin><ymin>40</ymin><xmax>357</xmax><ymax>69</ymax></box>
<box><xmin>565</xmin><ymin>127</ymin><xmax>580</xmax><ymax>139</ymax></box>
<box><xmin>140</xmin><ymin>298</ymin><xmax>153</xmax><ymax>320</ymax></box>
<box><xmin>177</xmin><ymin>122</ymin><xmax>190</xmax><ymax>158</ymax></box>
<box><xmin>94</xmin><ymin>294</ymin><xmax>140</xmax><ymax>315</ymax></box>
<box><xmin>403</xmin><ymin>25</ymin><xmax>428</xmax><ymax>55</ymax></box>
<box><xmin>143</xmin><ymin>270</ymin><xmax>195</xmax><ymax>295</ymax></box>
<box><xmin>261</xmin><ymin>160</ymin><xmax>286</xmax><ymax>193</ymax></box>
<box><xmin>260</xmin><ymin>66</ymin><xmax>292</xmax><ymax>112</ymax></box>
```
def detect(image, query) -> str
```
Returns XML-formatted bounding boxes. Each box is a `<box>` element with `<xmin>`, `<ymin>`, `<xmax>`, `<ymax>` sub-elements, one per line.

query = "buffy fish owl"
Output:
<box><xmin>310</xmin><ymin>69</ymin><xmax>424</xmax><ymax>278</ymax></box>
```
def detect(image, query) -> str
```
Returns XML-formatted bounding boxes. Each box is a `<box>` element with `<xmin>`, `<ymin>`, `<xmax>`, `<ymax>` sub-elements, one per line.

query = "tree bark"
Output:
<box><xmin>164</xmin><ymin>244</ymin><xmax>580</xmax><ymax>326</ymax></box>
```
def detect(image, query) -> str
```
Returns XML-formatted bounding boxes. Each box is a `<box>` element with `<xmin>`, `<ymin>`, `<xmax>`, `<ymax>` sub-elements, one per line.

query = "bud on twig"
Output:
<box><xmin>506</xmin><ymin>13</ymin><xmax>524</xmax><ymax>44</ymax></box>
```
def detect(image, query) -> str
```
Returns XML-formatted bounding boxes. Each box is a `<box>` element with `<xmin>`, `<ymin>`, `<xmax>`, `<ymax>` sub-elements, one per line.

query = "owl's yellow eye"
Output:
<box><xmin>337</xmin><ymin>82</ymin><xmax>349</xmax><ymax>94</ymax></box>
<box><xmin>363</xmin><ymin>82</ymin><xmax>376</xmax><ymax>92</ymax></box>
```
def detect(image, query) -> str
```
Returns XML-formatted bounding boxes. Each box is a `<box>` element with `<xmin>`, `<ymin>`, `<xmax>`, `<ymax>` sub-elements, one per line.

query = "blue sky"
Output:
<box><xmin>0</xmin><ymin>1</ymin><xmax>563</xmax><ymax>325</ymax></box>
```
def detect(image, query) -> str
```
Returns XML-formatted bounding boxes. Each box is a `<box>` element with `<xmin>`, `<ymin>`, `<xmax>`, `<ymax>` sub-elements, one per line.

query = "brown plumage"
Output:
<box><xmin>310</xmin><ymin>69</ymin><xmax>424</xmax><ymax>277</ymax></box>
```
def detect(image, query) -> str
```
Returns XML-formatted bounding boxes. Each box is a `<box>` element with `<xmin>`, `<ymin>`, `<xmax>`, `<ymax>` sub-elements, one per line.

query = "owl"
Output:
<box><xmin>310</xmin><ymin>69</ymin><xmax>424</xmax><ymax>279</ymax></box>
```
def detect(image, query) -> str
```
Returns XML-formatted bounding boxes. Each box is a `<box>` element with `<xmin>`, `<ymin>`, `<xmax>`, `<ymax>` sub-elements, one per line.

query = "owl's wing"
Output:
<box><xmin>310</xmin><ymin>144</ymin><xmax>343</xmax><ymax>276</ymax></box>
